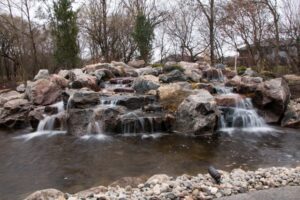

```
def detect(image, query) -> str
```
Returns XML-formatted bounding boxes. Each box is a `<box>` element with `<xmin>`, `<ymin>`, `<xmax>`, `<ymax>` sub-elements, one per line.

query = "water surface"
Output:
<box><xmin>0</xmin><ymin>128</ymin><xmax>299</xmax><ymax>200</ymax></box>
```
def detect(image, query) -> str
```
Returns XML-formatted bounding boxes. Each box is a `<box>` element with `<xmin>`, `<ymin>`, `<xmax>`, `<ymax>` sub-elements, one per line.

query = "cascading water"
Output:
<box><xmin>217</xmin><ymin>86</ymin><xmax>273</xmax><ymax>133</ymax></box>
<box><xmin>15</xmin><ymin>101</ymin><xmax>66</xmax><ymax>141</ymax></box>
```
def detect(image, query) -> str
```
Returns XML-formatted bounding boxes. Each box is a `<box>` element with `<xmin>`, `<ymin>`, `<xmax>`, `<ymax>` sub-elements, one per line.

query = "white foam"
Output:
<box><xmin>14</xmin><ymin>131</ymin><xmax>66</xmax><ymax>141</ymax></box>
<box><xmin>80</xmin><ymin>134</ymin><xmax>111</xmax><ymax>141</ymax></box>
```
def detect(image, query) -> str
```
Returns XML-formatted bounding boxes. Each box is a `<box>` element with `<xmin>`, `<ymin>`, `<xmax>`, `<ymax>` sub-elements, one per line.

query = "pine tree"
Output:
<box><xmin>132</xmin><ymin>12</ymin><xmax>154</xmax><ymax>63</ymax></box>
<box><xmin>52</xmin><ymin>0</ymin><xmax>79</xmax><ymax>69</ymax></box>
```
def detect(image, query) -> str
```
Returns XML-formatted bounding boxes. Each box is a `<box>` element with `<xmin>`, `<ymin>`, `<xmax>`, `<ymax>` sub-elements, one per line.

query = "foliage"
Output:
<box><xmin>151</xmin><ymin>63</ymin><xmax>163</xmax><ymax>68</ymax></box>
<box><xmin>132</xmin><ymin>12</ymin><xmax>154</xmax><ymax>63</ymax></box>
<box><xmin>237</xmin><ymin>66</ymin><xmax>247</xmax><ymax>75</ymax></box>
<box><xmin>52</xmin><ymin>0</ymin><xmax>80</xmax><ymax>69</ymax></box>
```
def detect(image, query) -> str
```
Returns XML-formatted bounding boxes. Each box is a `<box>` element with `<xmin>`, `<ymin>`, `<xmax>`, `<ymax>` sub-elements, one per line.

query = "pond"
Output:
<box><xmin>0</xmin><ymin>127</ymin><xmax>299</xmax><ymax>200</ymax></box>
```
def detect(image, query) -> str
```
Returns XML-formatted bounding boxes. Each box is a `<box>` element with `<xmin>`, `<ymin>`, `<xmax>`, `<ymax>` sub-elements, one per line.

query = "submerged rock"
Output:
<box><xmin>175</xmin><ymin>89</ymin><xmax>217</xmax><ymax>135</ymax></box>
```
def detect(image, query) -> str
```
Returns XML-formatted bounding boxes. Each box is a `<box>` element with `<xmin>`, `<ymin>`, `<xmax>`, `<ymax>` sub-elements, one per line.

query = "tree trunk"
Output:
<box><xmin>210</xmin><ymin>0</ymin><xmax>215</xmax><ymax>66</ymax></box>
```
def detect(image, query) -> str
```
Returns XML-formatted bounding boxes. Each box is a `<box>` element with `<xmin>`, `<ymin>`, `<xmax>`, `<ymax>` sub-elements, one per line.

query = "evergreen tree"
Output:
<box><xmin>52</xmin><ymin>0</ymin><xmax>79</xmax><ymax>69</ymax></box>
<box><xmin>132</xmin><ymin>12</ymin><xmax>154</xmax><ymax>63</ymax></box>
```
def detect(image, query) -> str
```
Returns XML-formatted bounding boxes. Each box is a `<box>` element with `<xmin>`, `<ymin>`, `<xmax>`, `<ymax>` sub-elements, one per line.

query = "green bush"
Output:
<box><xmin>151</xmin><ymin>63</ymin><xmax>163</xmax><ymax>68</ymax></box>
<box><xmin>237</xmin><ymin>66</ymin><xmax>247</xmax><ymax>75</ymax></box>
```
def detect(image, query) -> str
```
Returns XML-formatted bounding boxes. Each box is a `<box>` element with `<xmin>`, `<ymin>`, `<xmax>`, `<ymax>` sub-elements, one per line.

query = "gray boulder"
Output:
<box><xmin>281</xmin><ymin>98</ymin><xmax>300</xmax><ymax>128</ymax></box>
<box><xmin>175</xmin><ymin>90</ymin><xmax>217</xmax><ymax>135</ymax></box>
<box><xmin>34</xmin><ymin>69</ymin><xmax>49</xmax><ymax>80</ymax></box>
<box><xmin>159</xmin><ymin>70</ymin><xmax>187</xmax><ymax>83</ymax></box>
<box><xmin>133</xmin><ymin>75</ymin><xmax>160</xmax><ymax>94</ymax></box>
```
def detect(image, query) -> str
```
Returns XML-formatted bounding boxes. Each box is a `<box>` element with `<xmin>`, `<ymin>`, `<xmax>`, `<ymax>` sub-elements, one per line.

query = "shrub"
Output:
<box><xmin>237</xmin><ymin>66</ymin><xmax>247</xmax><ymax>75</ymax></box>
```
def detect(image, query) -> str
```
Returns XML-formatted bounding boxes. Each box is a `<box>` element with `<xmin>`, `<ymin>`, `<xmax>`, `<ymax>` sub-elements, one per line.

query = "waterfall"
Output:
<box><xmin>15</xmin><ymin>101</ymin><xmax>66</xmax><ymax>141</ymax></box>
<box><xmin>217</xmin><ymin>86</ymin><xmax>273</xmax><ymax>133</ymax></box>
<box><xmin>100</xmin><ymin>98</ymin><xmax>119</xmax><ymax>107</ymax></box>
<box><xmin>121</xmin><ymin>112</ymin><xmax>156</xmax><ymax>135</ymax></box>
<box><xmin>37</xmin><ymin>101</ymin><xmax>65</xmax><ymax>131</ymax></box>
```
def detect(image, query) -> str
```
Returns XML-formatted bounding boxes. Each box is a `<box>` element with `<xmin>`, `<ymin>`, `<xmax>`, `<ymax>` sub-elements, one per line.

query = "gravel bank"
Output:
<box><xmin>26</xmin><ymin>166</ymin><xmax>300</xmax><ymax>200</ymax></box>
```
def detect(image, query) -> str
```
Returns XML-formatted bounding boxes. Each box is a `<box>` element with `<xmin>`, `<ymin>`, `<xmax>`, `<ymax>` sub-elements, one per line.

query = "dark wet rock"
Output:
<box><xmin>29</xmin><ymin>106</ymin><xmax>45</xmax><ymax>129</ymax></box>
<box><xmin>202</xmin><ymin>68</ymin><xmax>224</xmax><ymax>81</ymax></box>
<box><xmin>103</xmin><ymin>95</ymin><xmax>157</xmax><ymax>110</ymax></box>
<box><xmin>67</xmin><ymin>108</ymin><xmax>94</xmax><ymax>136</ymax></box>
<box><xmin>175</xmin><ymin>90</ymin><xmax>217</xmax><ymax>136</ymax></box>
<box><xmin>24</xmin><ymin>188</ymin><xmax>65</xmax><ymax>200</ymax></box>
<box><xmin>94</xmin><ymin>69</ymin><xmax>115</xmax><ymax>81</ymax></box>
<box><xmin>132</xmin><ymin>75</ymin><xmax>160</xmax><ymax>94</ymax></box>
<box><xmin>116</xmin><ymin>110</ymin><xmax>171</xmax><ymax>133</ymax></box>
<box><xmin>114</xmin><ymin>88</ymin><xmax>135</xmax><ymax>93</ymax></box>
<box><xmin>128</xmin><ymin>60</ymin><xmax>146</xmax><ymax>68</ymax></box>
<box><xmin>281</xmin><ymin>98</ymin><xmax>300</xmax><ymax>128</ymax></box>
<box><xmin>283</xmin><ymin>74</ymin><xmax>300</xmax><ymax>99</ymax></box>
<box><xmin>68</xmin><ymin>91</ymin><xmax>100</xmax><ymax>109</ymax></box>
<box><xmin>158</xmin><ymin>82</ymin><xmax>195</xmax><ymax>112</ymax></box>
<box><xmin>34</xmin><ymin>69</ymin><xmax>50</xmax><ymax>80</ymax></box>
<box><xmin>110</xmin><ymin>77</ymin><xmax>134</xmax><ymax>85</ymax></box>
<box><xmin>253</xmin><ymin>78</ymin><xmax>290</xmax><ymax>123</ymax></box>
<box><xmin>159</xmin><ymin>70</ymin><xmax>187</xmax><ymax>83</ymax></box>
<box><xmin>193</xmin><ymin>83</ymin><xmax>216</xmax><ymax>94</ymax></box>
<box><xmin>0</xmin><ymin>98</ymin><xmax>31</xmax><ymax>128</ymax></box>
<box><xmin>143</xmin><ymin>104</ymin><xmax>163</xmax><ymax>112</ymax></box>
<box><xmin>92</xmin><ymin>106</ymin><xmax>126</xmax><ymax>133</ymax></box>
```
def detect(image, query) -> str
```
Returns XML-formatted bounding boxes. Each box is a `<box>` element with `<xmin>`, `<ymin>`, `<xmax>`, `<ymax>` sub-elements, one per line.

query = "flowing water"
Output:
<box><xmin>0</xmin><ymin>127</ymin><xmax>299</xmax><ymax>200</ymax></box>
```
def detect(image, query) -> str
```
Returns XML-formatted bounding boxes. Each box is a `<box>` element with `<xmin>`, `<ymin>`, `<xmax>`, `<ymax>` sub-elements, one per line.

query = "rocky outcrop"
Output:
<box><xmin>67</xmin><ymin>90</ymin><xmax>100</xmax><ymax>109</ymax></box>
<box><xmin>175</xmin><ymin>90</ymin><xmax>217</xmax><ymax>135</ymax></box>
<box><xmin>0</xmin><ymin>98</ymin><xmax>31</xmax><ymax>128</ymax></box>
<box><xmin>34</xmin><ymin>69</ymin><xmax>50</xmax><ymax>80</ymax></box>
<box><xmin>215</xmin><ymin>94</ymin><xmax>244</xmax><ymax>107</ymax></box>
<box><xmin>158</xmin><ymin>82</ymin><xmax>194</xmax><ymax>112</ymax></box>
<box><xmin>159</xmin><ymin>70</ymin><xmax>187</xmax><ymax>83</ymax></box>
<box><xmin>253</xmin><ymin>78</ymin><xmax>290</xmax><ymax>123</ymax></box>
<box><xmin>0</xmin><ymin>90</ymin><xmax>24</xmax><ymax>106</ymax></box>
<box><xmin>283</xmin><ymin>74</ymin><xmax>300</xmax><ymax>99</ymax></box>
<box><xmin>281</xmin><ymin>98</ymin><xmax>300</xmax><ymax>128</ymax></box>
<box><xmin>128</xmin><ymin>60</ymin><xmax>146</xmax><ymax>68</ymax></box>
<box><xmin>26</xmin><ymin>78</ymin><xmax>66</xmax><ymax>106</ymax></box>
<box><xmin>132</xmin><ymin>75</ymin><xmax>160</xmax><ymax>94</ymax></box>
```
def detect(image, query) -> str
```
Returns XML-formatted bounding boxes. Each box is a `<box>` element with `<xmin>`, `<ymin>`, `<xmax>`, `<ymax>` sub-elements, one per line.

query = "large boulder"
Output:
<box><xmin>34</xmin><ymin>69</ymin><xmax>49</xmax><ymax>80</ymax></box>
<box><xmin>281</xmin><ymin>98</ymin><xmax>300</xmax><ymax>128</ymax></box>
<box><xmin>175</xmin><ymin>90</ymin><xmax>217</xmax><ymax>136</ymax></box>
<box><xmin>128</xmin><ymin>60</ymin><xmax>146</xmax><ymax>68</ymax></box>
<box><xmin>158</xmin><ymin>82</ymin><xmax>195</xmax><ymax>112</ymax></box>
<box><xmin>135</xmin><ymin>66</ymin><xmax>162</xmax><ymax>76</ymax></box>
<box><xmin>67</xmin><ymin>91</ymin><xmax>100</xmax><ymax>109</ymax></box>
<box><xmin>70</xmin><ymin>72</ymin><xmax>98</xmax><ymax>91</ymax></box>
<box><xmin>132</xmin><ymin>75</ymin><xmax>160</xmax><ymax>94</ymax></box>
<box><xmin>283</xmin><ymin>74</ymin><xmax>300</xmax><ymax>99</ymax></box>
<box><xmin>0</xmin><ymin>90</ymin><xmax>24</xmax><ymax>106</ymax></box>
<box><xmin>67</xmin><ymin>108</ymin><xmax>94</xmax><ymax>136</ymax></box>
<box><xmin>178</xmin><ymin>62</ymin><xmax>202</xmax><ymax>82</ymax></box>
<box><xmin>253</xmin><ymin>78</ymin><xmax>290</xmax><ymax>123</ymax></box>
<box><xmin>159</xmin><ymin>70</ymin><xmax>187</xmax><ymax>83</ymax></box>
<box><xmin>24</xmin><ymin>189</ymin><xmax>65</xmax><ymax>200</ymax></box>
<box><xmin>0</xmin><ymin>98</ymin><xmax>31</xmax><ymax>128</ymax></box>
<box><xmin>26</xmin><ymin>79</ymin><xmax>63</xmax><ymax>106</ymax></box>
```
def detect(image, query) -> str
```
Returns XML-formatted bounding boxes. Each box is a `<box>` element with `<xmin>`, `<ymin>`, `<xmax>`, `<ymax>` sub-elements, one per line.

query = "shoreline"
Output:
<box><xmin>26</xmin><ymin>166</ymin><xmax>300</xmax><ymax>200</ymax></box>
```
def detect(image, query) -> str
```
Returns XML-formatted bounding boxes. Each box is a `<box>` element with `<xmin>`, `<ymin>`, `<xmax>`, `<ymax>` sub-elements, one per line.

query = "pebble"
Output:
<box><xmin>62</xmin><ymin>166</ymin><xmax>300</xmax><ymax>200</ymax></box>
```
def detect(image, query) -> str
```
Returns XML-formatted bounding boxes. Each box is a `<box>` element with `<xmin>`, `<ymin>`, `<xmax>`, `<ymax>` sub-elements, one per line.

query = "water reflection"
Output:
<box><xmin>0</xmin><ymin>128</ymin><xmax>299</xmax><ymax>200</ymax></box>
